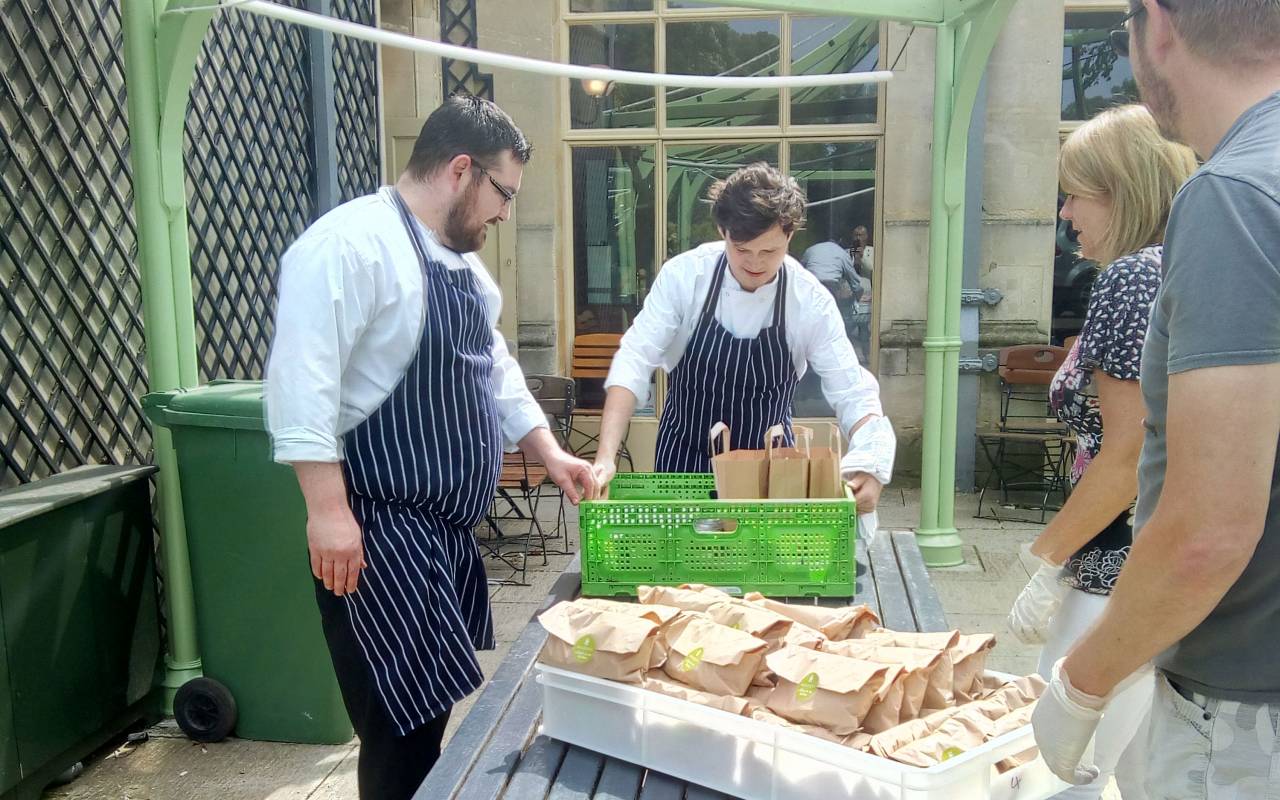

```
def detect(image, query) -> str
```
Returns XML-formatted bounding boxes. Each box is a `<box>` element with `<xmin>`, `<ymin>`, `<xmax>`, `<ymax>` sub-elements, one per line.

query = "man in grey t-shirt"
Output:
<box><xmin>1033</xmin><ymin>2</ymin><xmax>1280</xmax><ymax>794</ymax></box>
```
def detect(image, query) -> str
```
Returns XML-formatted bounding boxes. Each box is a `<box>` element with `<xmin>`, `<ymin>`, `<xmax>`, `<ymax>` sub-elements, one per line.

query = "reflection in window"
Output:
<box><xmin>569</xmin><ymin>24</ymin><xmax>656</xmax><ymax>129</ymax></box>
<box><xmin>572</xmin><ymin>146</ymin><xmax>658</xmax><ymax>413</ymax></box>
<box><xmin>791</xmin><ymin>17</ymin><xmax>879</xmax><ymax>126</ymax></box>
<box><xmin>789</xmin><ymin>141</ymin><xmax>878</xmax><ymax>417</ymax></box>
<box><xmin>665</xmin><ymin>19</ymin><xmax>781</xmax><ymax>128</ymax></box>
<box><xmin>569</xmin><ymin>0</ymin><xmax>652</xmax><ymax>12</ymax></box>
<box><xmin>664</xmin><ymin>143</ymin><xmax>779</xmax><ymax>256</ymax></box>
<box><xmin>1062</xmin><ymin>12</ymin><xmax>1137</xmax><ymax>121</ymax></box>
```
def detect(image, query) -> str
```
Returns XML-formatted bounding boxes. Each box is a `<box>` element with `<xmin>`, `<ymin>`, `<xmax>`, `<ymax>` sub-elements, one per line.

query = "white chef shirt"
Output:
<box><xmin>605</xmin><ymin>241</ymin><xmax>884</xmax><ymax>449</ymax></box>
<box><xmin>265</xmin><ymin>187</ymin><xmax>547</xmax><ymax>464</ymax></box>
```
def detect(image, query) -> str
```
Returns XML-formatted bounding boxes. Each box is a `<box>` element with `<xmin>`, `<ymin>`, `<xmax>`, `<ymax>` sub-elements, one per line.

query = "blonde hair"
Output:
<box><xmin>1058</xmin><ymin>104</ymin><xmax>1199</xmax><ymax>266</ymax></box>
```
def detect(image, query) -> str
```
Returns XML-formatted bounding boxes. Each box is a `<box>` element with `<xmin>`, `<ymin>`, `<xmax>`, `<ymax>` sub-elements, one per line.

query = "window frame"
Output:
<box><xmin>557</xmin><ymin>0</ymin><xmax>889</xmax><ymax>403</ymax></box>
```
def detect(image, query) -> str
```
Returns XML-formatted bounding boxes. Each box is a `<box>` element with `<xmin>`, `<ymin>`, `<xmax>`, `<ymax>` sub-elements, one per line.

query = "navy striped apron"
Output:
<box><xmin>653</xmin><ymin>253</ymin><xmax>800</xmax><ymax>474</ymax></box>
<box><xmin>335</xmin><ymin>191</ymin><xmax>500</xmax><ymax>736</ymax></box>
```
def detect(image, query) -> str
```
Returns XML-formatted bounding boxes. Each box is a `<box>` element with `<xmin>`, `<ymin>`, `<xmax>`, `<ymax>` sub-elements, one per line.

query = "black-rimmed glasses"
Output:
<box><xmin>1111</xmin><ymin>1</ymin><xmax>1170</xmax><ymax>58</ymax></box>
<box><xmin>473</xmin><ymin>163</ymin><xmax>516</xmax><ymax>205</ymax></box>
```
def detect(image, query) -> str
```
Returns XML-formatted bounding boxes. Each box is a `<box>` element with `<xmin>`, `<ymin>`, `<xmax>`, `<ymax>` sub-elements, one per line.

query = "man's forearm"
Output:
<box><xmin>518</xmin><ymin>426</ymin><xmax>565</xmax><ymax>464</ymax></box>
<box><xmin>595</xmin><ymin>386</ymin><xmax>637</xmax><ymax>463</ymax></box>
<box><xmin>292</xmin><ymin>461</ymin><xmax>351</xmax><ymax>516</ymax></box>
<box><xmin>1065</xmin><ymin>508</ymin><xmax>1255</xmax><ymax>695</ymax></box>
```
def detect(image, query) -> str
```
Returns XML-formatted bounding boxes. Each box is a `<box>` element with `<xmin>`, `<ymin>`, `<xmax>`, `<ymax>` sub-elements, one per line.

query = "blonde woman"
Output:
<box><xmin>1007</xmin><ymin>104</ymin><xmax>1197</xmax><ymax>800</ymax></box>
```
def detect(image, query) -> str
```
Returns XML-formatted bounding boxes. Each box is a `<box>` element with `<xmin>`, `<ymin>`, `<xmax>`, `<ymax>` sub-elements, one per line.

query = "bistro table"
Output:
<box><xmin>418</xmin><ymin>529</ymin><xmax>949</xmax><ymax>800</ymax></box>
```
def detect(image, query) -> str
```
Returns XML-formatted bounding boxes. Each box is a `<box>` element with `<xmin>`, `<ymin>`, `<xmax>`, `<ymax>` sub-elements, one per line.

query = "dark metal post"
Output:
<box><xmin>308</xmin><ymin>0</ymin><xmax>340</xmax><ymax>216</ymax></box>
<box><xmin>956</xmin><ymin>75</ymin><xmax>988</xmax><ymax>491</ymax></box>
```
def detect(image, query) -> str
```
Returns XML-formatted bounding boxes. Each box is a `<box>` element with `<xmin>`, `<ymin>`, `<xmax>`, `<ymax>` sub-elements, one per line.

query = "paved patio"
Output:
<box><xmin>46</xmin><ymin>489</ymin><xmax>1054</xmax><ymax>800</ymax></box>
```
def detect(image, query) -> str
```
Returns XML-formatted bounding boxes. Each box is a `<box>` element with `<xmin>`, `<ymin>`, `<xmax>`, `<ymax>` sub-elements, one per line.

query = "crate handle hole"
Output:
<box><xmin>693</xmin><ymin>519</ymin><xmax>738</xmax><ymax>534</ymax></box>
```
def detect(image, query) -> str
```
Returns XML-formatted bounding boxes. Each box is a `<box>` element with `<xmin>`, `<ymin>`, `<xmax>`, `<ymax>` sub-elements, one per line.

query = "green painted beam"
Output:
<box><xmin>121</xmin><ymin>0</ymin><xmax>213</xmax><ymax>710</ymax></box>
<box><xmin>721</xmin><ymin>0</ymin><xmax>947</xmax><ymax>24</ymax></box>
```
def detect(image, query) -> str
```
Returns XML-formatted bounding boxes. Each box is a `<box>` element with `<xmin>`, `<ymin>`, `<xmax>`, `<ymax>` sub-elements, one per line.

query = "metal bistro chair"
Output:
<box><xmin>976</xmin><ymin>344</ymin><xmax>1075</xmax><ymax>522</ymax></box>
<box><xmin>480</xmin><ymin>451</ymin><xmax>551</xmax><ymax>587</ymax></box>
<box><xmin>525</xmin><ymin>374</ymin><xmax>576</xmax><ymax>553</ymax></box>
<box><xmin>568</xmin><ymin>333</ymin><xmax>634</xmax><ymax>471</ymax></box>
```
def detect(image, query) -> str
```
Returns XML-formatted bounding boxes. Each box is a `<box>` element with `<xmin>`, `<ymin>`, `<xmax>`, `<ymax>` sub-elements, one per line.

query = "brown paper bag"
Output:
<box><xmin>867</xmin><ymin>705</ymin><xmax>965</xmax><ymax>758</ymax></box>
<box><xmin>887</xmin><ymin>706</ymin><xmax>995</xmax><ymax>767</ymax></box>
<box><xmin>744</xmin><ymin>593</ymin><xmax>880</xmax><ymax>641</ymax></box>
<box><xmin>709</xmin><ymin>422</ymin><xmax>767</xmax><ymax>499</ymax></box>
<box><xmin>808</xmin><ymin>425</ymin><xmax>845</xmax><ymax>499</ymax></box>
<box><xmin>980</xmin><ymin>675</ymin><xmax>1046</xmax><ymax>711</ymax></box>
<box><xmin>538</xmin><ymin>602</ymin><xmax>660</xmax><ymax>683</ymax></box>
<box><xmin>950</xmin><ymin>634</ymin><xmax>997</xmax><ymax>702</ymax></box>
<box><xmin>861</xmin><ymin>666</ymin><xmax>910</xmax><ymax>733</ymax></box>
<box><xmin>575</xmin><ymin>598</ymin><xmax>683</xmax><ymax>628</ymax></box>
<box><xmin>778</xmin><ymin>620</ymin><xmax>827</xmax><ymax>650</ymax></box>
<box><xmin>821</xmin><ymin>641</ymin><xmax>941</xmax><ymax>721</ymax></box>
<box><xmin>637</xmin><ymin>585</ymin><xmax>724</xmax><ymax>613</ymax></box>
<box><xmin>763</xmin><ymin>645</ymin><xmax>899</xmax><ymax>736</ymax></box>
<box><xmin>858</xmin><ymin>629</ymin><xmax>961</xmax><ymax>708</ymax></box>
<box><xmin>641</xmin><ymin>671</ymin><xmax>759</xmax><ymax>716</ymax></box>
<box><xmin>660</xmin><ymin>613</ymin><xmax>769</xmax><ymax>696</ymax></box>
<box><xmin>766</xmin><ymin>424</ymin><xmax>811</xmax><ymax>499</ymax></box>
<box><xmin>750</xmin><ymin>707</ymin><xmax>847</xmax><ymax>745</ymax></box>
<box><xmin>704</xmin><ymin>600</ymin><xmax>794</xmax><ymax>650</ymax></box>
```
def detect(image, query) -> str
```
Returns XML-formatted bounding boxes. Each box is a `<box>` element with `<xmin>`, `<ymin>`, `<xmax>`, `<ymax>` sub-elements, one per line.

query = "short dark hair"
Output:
<box><xmin>708</xmin><ymin>163</ymin><xmax>807</xmax><ymax>242</ymax></box>
<box><xmin>1133</xmin><ymin>0</ymin><xmax>1280</xmax><ymax>67</ymax></box>
<box><xmin>404</xmin><ymin>94</ymin><xmax>533</xmax><ymax>180</ymax></box>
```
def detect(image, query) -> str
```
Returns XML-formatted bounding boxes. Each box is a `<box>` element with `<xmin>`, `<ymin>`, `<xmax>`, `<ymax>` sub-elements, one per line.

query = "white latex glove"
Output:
<box><xmin>1006</xmin><ymin>550</ymin><xmax>1069</xmax><ymax>645</ymax></box>
<box><xmin>1032</xmin><ymin>658</ymin><xmax>1104</xmax><ymax>786</ymax></box>
<box><xmin>840</xmin><ymin>415</ymin><xmax>896</xmax><ymax>487</ymax></box>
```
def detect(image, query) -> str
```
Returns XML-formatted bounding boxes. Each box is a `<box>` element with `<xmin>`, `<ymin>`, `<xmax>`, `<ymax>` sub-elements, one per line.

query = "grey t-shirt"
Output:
<box><xmin>1135</xmin><ymin>92</ymin><xmax>1280</xmax><ymax>701</ymax></box>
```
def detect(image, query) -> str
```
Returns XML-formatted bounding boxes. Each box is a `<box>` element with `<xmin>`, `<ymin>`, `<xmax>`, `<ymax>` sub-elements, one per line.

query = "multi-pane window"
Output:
<box><xmin>564</xmin><ymin>2</ymin><xmax>885</xmax><ymax>416</ymax></box>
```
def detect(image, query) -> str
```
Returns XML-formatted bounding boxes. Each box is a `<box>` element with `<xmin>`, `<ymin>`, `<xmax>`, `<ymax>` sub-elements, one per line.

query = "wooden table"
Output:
<box><xmin>419</xmin><ymin>529</ymin><xmax>949</xmax><ymax>800</ymax></box>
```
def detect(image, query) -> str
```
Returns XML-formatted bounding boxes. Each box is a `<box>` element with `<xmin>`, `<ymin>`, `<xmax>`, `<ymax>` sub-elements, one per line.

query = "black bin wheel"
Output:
<box><xmin>174</xmin><ymin>677</ymin><xmax>238</xmax><ymax>743</ymax></box>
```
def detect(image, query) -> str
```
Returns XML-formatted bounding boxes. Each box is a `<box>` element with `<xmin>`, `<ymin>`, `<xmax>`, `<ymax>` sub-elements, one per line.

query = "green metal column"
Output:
<box><xmin>916</xmin><ymin>23</ymin><xmax>965</xmax><ymax>566</ymax></box>
<box><xmin>121</xmin><ymin>0</ymin><xmax>213</xmax><ymax>708</ymax></box>
<box><xmin>917</xmin><ymin>0</ymin><xmax>1017</xmax><ymax>566</ymax></box>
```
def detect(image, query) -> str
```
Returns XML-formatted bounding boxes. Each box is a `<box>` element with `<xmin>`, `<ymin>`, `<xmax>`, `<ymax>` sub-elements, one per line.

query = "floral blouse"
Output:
<box><xmin>1048</xmin><ymin>246</ymin><xmax>1163</xmax><ymax>594</ymax></box>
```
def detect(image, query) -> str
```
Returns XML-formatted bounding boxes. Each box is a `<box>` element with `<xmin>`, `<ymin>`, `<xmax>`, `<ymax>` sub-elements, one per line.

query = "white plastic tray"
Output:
<box><xmin>537</xmin><ymin>664</ymin><xmax>1066</xmax><ymax>800</ymax></box>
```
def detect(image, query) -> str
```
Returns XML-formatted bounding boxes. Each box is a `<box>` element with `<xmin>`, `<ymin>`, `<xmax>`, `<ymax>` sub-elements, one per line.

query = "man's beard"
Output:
<box><xmin>1133</xmin><ymin>36</ymin><xmax>1182</xmax><ymax>143</ymax></box>
<box><xmin>442</xmin><ymin>185</ymin><xmax>487</xmax><ymax>253</ymax></box>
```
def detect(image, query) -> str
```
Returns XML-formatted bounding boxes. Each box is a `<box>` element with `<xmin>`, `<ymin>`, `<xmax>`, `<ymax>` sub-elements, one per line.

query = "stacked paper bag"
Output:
<box><xmin>537</xmin><ymin>584</ymin><xmax>1044</xmax><ymax>771</ymax></box>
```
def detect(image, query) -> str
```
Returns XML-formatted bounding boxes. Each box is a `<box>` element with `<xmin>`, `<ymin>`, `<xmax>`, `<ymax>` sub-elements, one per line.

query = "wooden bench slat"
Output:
<box><xmin>852</xmin><ymin>535</ymin><xmax>881</xmax><ymax>621</ymax></box>
<box><xmin>420</xmin><ymin>555</ymin><xmax>582</xmax><ymax>799</ymax></box>
<box><xmin>504</xmin><ymin>735</ymin><xmax>568</xmax><ymax>799</ymax></box>
<box><xmin>637</xmin><ymin>772</ymin><xmax>684</xmax><ymax>800</ymax></box>
<box><xmin>547</xmin><ymin>746</ymin><xmax>605</xmax><ymax>800</ymax></box>
<box><xmin>592</xmin><ymin>758</ymin><xmax>644</xmax><ymax>800</ymax></box>
<box><xmin>866</xmin><ymin>528</ymin><xmax>915</xmax><ymax>631</ymax></box>
<box><xmin>891</xmin><ymin>531</ymin><xmax>950</xmax><ymax>633</ymax></box>
<box><xmin>453</xmin><ymin>676</ymin><xmax>545</xmax><ymax>800</ymax></box>
<box><xmin>683</xmin><ymin>785</ymin><xmax>734</xmax><ymax>800</ymax></box>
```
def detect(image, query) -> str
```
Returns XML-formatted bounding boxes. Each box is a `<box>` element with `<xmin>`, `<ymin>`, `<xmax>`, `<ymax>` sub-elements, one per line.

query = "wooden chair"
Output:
<box><xmin>568</xmin><ymin>333</ymin><xmax>633</xmax><ymax>470</ymax></box>
<box><xmin>976</xmin><ymin>344</ymin><xmax>1074</xmax><ymax>522</ymax></box>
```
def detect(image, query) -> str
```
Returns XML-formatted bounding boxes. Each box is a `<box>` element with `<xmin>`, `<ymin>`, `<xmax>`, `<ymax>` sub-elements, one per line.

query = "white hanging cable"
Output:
<box><xmin>169</xmin><ymin>0</ymin><xmax>893</xmax><ymax>91</ymax></box>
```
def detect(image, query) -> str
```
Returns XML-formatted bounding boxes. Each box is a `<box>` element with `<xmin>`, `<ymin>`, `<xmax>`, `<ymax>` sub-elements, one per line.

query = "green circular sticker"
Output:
<box><xmin>796</xmin><ymin>672</ymin><xmax>820</xmax><ymax>701</ymax></box>
<box><xmin>572</xmin><ymin>635</ymin><xmax>596</xmax><ymax>663</ymax></box>
<box><xmin>679</xmin><ymin>647</ymin><xmax>705</xmax><ymax>672</ymax></box>
<box><xmin>940</xmin><ymin>746</ymin><xmax>964</xmax><ymax>761</ymax></box>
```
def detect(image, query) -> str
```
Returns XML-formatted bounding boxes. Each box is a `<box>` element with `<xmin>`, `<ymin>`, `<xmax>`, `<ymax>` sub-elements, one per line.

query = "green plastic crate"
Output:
<box><xmin>581</xmin><ymin>472</ymin><xmax>856</xmax><ymax>597</ymax></box>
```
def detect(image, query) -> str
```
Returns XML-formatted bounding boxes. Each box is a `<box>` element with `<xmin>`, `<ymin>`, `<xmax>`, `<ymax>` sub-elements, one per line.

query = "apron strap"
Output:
<box><xmin>772</xmin><ymin>263</ymin><xmax>788</xmax><ymax>331</ymax></box>
<box><xmin>390</xmin><ymin>188</ymin><xmax>435</xmax><ymax>273</ymax></box>
<box><xmin>696</xmin><ymin>252</ymin><xmax>729</xmax><ymax>325</ymax></box>
<box><xmin>697</xmin><ymin>251</ymin><xmax>789</xmax><ymax>332</ymax></box>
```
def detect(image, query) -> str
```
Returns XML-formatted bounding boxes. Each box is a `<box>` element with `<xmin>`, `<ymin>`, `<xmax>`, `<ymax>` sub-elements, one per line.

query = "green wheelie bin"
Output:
<box><xmin>144</xmin><ymin>380</ymin><xmax>352</xmax><ymax>745</ymax></box>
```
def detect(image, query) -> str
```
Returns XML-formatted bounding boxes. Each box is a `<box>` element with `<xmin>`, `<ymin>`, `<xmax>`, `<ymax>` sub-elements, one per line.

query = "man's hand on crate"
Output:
<box><xmin>845</xmin><ymin>472</ymin><xmax>883</xmax><ymax>512</ymax></box>
<box><xmin>591</xmin><ymin>458</ymin><xmax>617</xmax><ymax>499</ymax></box>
